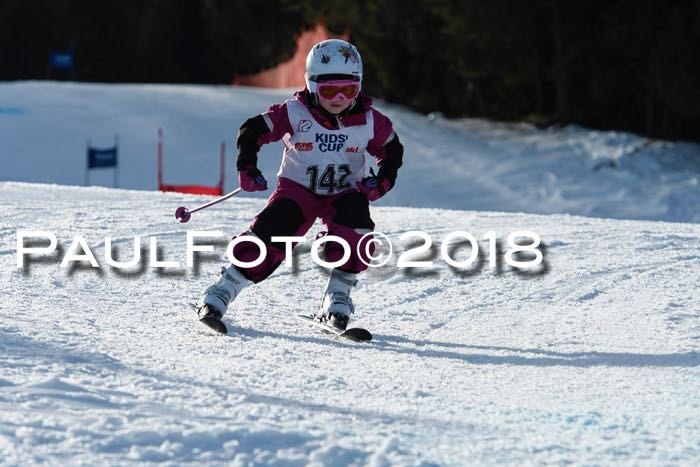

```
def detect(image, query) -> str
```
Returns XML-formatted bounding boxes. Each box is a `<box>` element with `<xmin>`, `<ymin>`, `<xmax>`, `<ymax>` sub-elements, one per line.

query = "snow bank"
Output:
<box><xmin>1</xmin><ymin>81</ymin><xmax>699</xmax><ymax>222</ymax></box>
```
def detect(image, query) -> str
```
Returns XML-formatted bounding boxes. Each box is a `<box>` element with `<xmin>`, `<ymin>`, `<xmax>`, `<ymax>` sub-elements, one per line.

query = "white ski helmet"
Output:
<box><xmin>304</xmin><ymin>39</ymin><xmax>363</xmax><ymax>95</ymax></box>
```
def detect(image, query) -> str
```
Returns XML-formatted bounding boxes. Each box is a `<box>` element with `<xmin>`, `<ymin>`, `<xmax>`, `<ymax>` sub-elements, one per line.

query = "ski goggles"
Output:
<box><xmin>316</xmin><ymin>80</ymin><xmax>361</xmax><ymax>101</ymax></box>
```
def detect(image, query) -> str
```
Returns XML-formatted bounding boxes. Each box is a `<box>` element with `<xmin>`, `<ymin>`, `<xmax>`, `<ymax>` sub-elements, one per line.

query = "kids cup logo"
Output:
<box><xmin>315</xmin><ymin>133</ymin><xmax>348</xmax><ymax>152</ymax></box>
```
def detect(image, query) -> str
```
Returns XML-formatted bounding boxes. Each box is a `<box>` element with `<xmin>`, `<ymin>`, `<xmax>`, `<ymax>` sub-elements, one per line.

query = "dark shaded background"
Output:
<box><xmin>2</xmin><ymin>0</ymin><xmax>698</xmax><ymax>140</ymax></box>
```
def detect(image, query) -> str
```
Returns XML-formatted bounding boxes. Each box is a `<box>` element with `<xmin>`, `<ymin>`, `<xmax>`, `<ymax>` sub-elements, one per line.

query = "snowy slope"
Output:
<box><xmin>1</xmin><ymin>81</ymin><xmax>700</xmax><ymax>222</ymax></box>
<box><xmin>1</xmin><ymin>182</ymin><xmax>699</xmax><ymax>465</ymax></box>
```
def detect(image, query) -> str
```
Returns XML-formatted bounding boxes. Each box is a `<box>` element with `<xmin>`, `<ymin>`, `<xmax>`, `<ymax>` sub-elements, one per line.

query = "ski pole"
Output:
<box><xmin>175</xmin><ymin>187</ymin><xmax>242</xmax><ymax>223</ymax></box>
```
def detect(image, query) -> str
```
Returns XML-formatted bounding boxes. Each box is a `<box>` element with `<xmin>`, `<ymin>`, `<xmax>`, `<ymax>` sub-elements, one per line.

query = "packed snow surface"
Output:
<box><xmin>1</xmin><ymin>81</ymin><xmax>699</xmax><ymax>465</ymax></box>
<box><xmin>1</xmin><ymin>183</ymin><xmax>699</xmax><ymax>465</ymax></box>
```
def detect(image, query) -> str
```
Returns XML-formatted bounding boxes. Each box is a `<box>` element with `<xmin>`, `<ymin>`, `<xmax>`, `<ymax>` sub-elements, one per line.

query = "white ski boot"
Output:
<box><xmin>197</xmin><ymin>265</ymin><xmax>251</xmax><ymax>331</ymax></box>
<box><xmin>317</xmin><ymin>269</ymin><xmax>358</xmax><ymax>331</ymax></box>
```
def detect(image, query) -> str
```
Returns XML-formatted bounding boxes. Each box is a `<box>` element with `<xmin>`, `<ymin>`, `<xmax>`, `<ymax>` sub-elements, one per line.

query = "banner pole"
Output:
<box><xmin>114</xmin><ymin>134</ymin><xmax>119</xmax><ymax>188</ymax></box>
<box><xmin>85</xmin><ymin>139</ymin><xmax>89</xmax><ymax>186</ymax></box>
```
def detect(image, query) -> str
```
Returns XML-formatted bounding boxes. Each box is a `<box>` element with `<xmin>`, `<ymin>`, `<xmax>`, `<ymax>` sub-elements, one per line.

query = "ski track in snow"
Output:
<box><xmin>1</xmin><ymin>183</ymin><xmax>699</xmax><ymax>465</ymax></box>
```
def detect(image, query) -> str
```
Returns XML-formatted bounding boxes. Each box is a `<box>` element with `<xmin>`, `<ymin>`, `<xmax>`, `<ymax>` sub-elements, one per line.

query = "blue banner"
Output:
<box><xmin>87</xmin><ymin>148</ymin><xmax>117</xmax><ymax>168</ymax></box>
<box><xmin>50</xmin><ymin>52</ymin><xmax>73</xmax><ymax>69</ymax></box>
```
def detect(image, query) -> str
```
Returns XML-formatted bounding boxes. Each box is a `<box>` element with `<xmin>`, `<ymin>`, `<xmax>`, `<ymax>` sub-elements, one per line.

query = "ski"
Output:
<box><xmin>188</xmin><ymin>305</ymin><xmax>371</xmax><ymax>341</ymax></box>
<box><xmin>296</xmin><ymin>314</ymin><xmax>372</xmax><ymax>342</ymax></box>
<box><xmin>190</xmin><ymin>303</ymin><xmax>228</xmax><ymax>335</ymax></box>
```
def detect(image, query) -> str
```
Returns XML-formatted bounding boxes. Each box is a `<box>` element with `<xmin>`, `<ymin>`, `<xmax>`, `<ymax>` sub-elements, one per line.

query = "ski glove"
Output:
<box><xmin>238</xmin><ymin>167</ymin><xmax>268</xmax><ymax>192</ymax></box>
<box><xmin>355</xmin><ymin>174</ymin><xmax>392</xmax><ymax>202</ymax></box>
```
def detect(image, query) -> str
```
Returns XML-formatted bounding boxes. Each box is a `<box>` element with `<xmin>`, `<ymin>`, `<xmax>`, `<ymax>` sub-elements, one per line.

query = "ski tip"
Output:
<box><xmin>192</xmin><ymin>303</ymin><xmax>228</xmax><ymax>335</ymax></box>
<box><xmin>342</xmin><ymin>328</ymin><xmax>372</xmax><ymax>342</ymax></box>
<box><xmin>200</xmin><ymin>317</ymin><xmax>228</xmax><ymax>334</ymax></box>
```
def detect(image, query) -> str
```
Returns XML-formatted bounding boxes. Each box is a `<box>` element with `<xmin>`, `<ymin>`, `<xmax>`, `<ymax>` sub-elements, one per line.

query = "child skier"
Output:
<box><xmin>196</xmin><ymin>39</ymin><xmax>404</xmax><ymax>334</ymax></box>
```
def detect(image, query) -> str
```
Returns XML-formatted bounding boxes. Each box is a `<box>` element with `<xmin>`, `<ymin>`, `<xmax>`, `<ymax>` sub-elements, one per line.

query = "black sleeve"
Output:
<box><xmin>236</xmin><ymin>115</ymin><xmax>271</xmax><ymax>171</ymax></box>
<box><xmin>376</xmin><ymin>134</ymin><xmax>404</xmax><ymax>187</ymax></box>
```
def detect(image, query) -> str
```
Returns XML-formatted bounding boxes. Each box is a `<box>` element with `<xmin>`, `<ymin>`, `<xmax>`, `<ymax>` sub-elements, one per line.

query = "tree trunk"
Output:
<box><xmin>645</xmin><ymin>60</ymin><xmax>655</xmax><ymax>137</ymax></box>
<box><xmin>551</xmin><ymin>5</ymin><xmax>569</xmax><ymax>121</ymax></box>
<box><xmin>528</xmin><ymin>11</ymin><xmax>545</xmax><ymax>114</ymax></box>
